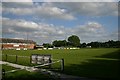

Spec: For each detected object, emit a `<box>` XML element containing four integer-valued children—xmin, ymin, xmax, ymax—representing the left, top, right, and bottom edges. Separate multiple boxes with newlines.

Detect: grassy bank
<box><xmin>2</xmin><ymin>48</ymin><xmax>120</xmax><ymax>79</ymax></box>
<box><xmin>2</xmin><ymin>64</ymin><xmax>54</xmax><ymax>80</ymax></box>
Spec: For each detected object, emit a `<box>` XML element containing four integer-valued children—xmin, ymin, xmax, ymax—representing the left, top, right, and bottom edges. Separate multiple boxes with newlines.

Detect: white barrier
<box><xmin>5</xmin><ymin>69</ymin><xmax>22</xmax><ymax>74</ymax></box>
<box><xmin>33</xmin><ymin>60</ymin><xmax>61</xmax><ymax>68</ymax></box>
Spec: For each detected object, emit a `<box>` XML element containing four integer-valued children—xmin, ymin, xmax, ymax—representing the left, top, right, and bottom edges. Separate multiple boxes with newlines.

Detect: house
<box><xmin>0</xmin><ymin>38</ymin><xmax>36</xmax><ymax>50</ymax></box>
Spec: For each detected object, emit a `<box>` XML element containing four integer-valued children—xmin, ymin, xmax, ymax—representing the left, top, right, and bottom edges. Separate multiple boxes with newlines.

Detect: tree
<box><xmin>87</xmin><ymin>42</ymin><xmax>100</xmax><ymax>48</ymax></box>
<box><xmin>43</xmin><ymin>43</ymin><xmax>53</xmax><ymax>48</ymax></box>
<box><xmin>80</xmin><ymin>43</ymin><xmax>87</xmax><ymax>48</ymax></box>
<box><xmin>52</xmin><ymin>40</ymin><xmax>67</xmax><ymax>47</ymax></box>
<box><xmin>68</xmin><ymin>35</ymin><xmax>80</xmax><ymax>47</ymax></box>
<box><xmin>86</xmin><ymin>40</ymin><xmax>120</xmax><ymax>48</ymax></box>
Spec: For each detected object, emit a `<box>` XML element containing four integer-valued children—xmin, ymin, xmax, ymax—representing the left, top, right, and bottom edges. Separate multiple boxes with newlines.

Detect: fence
<box><xmin>2</xmin><ymin>54</ymin><xmax>31</xmax><ymax>66</ymax></box>
<box><xmin>2</xmin><ymin>54</ymin><xmax>64</xmax><ymax>71</ymax></box>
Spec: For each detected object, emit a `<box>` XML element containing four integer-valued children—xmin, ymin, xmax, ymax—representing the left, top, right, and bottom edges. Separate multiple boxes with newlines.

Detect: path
<box><xmin>1</xmin><ymin>61</ymin><xmax>97</xmax><ymax>80</ymax></box>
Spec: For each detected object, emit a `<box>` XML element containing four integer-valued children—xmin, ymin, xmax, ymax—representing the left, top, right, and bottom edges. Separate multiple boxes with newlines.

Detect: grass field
<box><xmin>2</xmin><ymin>64</ymin><xmax>17</xmax><ymax>71</ymax></box>
<box><xmin>2</xmin><ymin>48</ymin><xmax>120</xmax><ymax>79</ymax></box>
<box><xmin>2</xmin><ymin>64</ymin><xmax>53</xmax><ymax>80</ymax></box>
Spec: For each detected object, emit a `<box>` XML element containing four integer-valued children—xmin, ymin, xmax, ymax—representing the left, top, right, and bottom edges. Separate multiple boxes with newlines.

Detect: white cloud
<box><xmin>73</xmin><ymin>22</ymin><xmax>104</xmax><ymax>36</ymax></box>
<box><xmin>2</xmin><ymin>17</ymin><xmax>117</xmax><ymax>44</ymax></box>
<box><xmin>38</xmin><ymin>0</ymin><xmax>118</xmax><ymax>2</ymax></box>
<box><xmin>2</xmin><ymin>17</ymin><xmax>67</xmax><ymax>43</ymax></box>
<box><xmin>2</xmin><ymin>2</ymin><xmax>118</xmax><ymax>23</ymax></box>
<box><xmin>2</xmin><ymin>2</ymin><xmax>33</xmax><ymax>9</ymax></box>
<box><xmin>53</xmin><ymin>2</ymin><xmax>118</xmax><ymax>16</ymax></box>
<box><xmin>2</xmin><ymin>2</ymin><xmax>75</xmax><ymax>20</ymax></box>
<box><xmin>2</xmin><ymin>0</ymin><xmax>33</xmax><ymax>2</ymax></box>
<box><xmin>2</xmin><ymin>17</ymin><xmax>39</xmax><ymax>33</ymax></box>
<box><xmin>3</xmin><ymin>8</ymin><xmax>33</xmax><ymax>15</ymax></box>
<box><xmin>33</xmin><ymin>5</ymin><xmax>75</xmax><ymax>20</ymax></box>
<box><xmin>72</xmin><ymin>22</ymin><xmax>118</xmax><ymax>43</ymax></box>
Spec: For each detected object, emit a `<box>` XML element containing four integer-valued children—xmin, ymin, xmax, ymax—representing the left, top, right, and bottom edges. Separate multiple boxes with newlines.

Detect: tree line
<box><xmin>42</xmin><ymin>35</ymin><xmax>120</xmax><ymax>48</ymax></box>
<box><xmin>43</xmin><ymin>35</ymin><xmax>80</xmax><ymax>48</ymax></box>
<box><xmin>81</xmin><ymin>40</ymin><xmax>120</xmax><ymax>48</ymax></box>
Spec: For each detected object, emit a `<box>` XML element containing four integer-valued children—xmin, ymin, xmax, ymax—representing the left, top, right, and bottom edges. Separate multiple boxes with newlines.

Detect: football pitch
<box><xmin>2</xmin><ymin>48</ymin><xmax>120</xmax><ymax>79</ymax></box>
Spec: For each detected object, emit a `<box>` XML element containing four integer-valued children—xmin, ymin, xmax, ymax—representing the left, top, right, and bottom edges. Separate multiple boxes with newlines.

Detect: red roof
<box><xmin>0</xmin><ymin>38</ymin><xmax>36</xmax><ymax>44</ymax></box>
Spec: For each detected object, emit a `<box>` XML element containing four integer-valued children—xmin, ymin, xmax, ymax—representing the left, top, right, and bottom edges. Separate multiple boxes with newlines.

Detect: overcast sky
<box><xmin>1</xmin><ymin>0</ymin><xmax>119</xmax><ymax>44</ymax></box>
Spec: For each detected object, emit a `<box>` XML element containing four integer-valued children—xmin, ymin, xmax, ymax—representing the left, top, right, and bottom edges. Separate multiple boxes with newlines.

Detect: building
<box><xmin>0</xmin><ymin>38</ymin><xmax>36</xmax><ymax>50</ymax></box>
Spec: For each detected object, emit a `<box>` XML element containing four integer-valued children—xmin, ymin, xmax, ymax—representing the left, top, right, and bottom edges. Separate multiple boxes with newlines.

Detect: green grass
<box><xmin>2</xmin><ymin>64</ymin><xmax>55</xmax><ymax>80</ymax></box>
<box><xmin>5</xmin><ymin>70</ymin><xmax>53</xmax><ymax>80</ymax></box>
<box><xmin>2</xmin><ymin>48</ymin><xmax>120</xmax><ymax>79</ymax></box>
<box><xmin>2</xmin><ymin>64</ymin><xmax>17</xmax><ymax>71</ymax></box>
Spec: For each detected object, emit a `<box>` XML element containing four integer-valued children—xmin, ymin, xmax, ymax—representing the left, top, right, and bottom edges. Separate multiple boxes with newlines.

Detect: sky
<box><xmin>1</xmin><ymin>0</ymin><xmax>119</xmax><ymax>44</ymax></box>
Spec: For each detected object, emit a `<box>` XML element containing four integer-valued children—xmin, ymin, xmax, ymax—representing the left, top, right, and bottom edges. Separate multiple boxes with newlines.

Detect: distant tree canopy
<box><xmin>68</xmin><ymin>35</ymin><xmax>80</xmax><ymax>47</ymax></box>
<box><xmin>52</xmin><ymin>35</ymin><xmax>80</xmax><ymax>47</ymax></box>
<box><xmin>80</xmin><ymin>43</ymin><xmax>87</xmax><ymax>48</ymax></box>
<box><xmin>43</xmin><ymin>35</ymin><xmax>120</xmax><ymax>48</ymax></box>
<box><xmin>84</xmin><ymin>40</ymin><xmax>120</xmax><ymax>48</ymax></box>
<box><xmin>43</xmin><ymin>43</ymin><xmax>53</xmax><ymax>48</ymax></box>
<box><xmin>52</xmin><ymin>40</ymin><xmax>67</xmax><ymax>47</ymax></box>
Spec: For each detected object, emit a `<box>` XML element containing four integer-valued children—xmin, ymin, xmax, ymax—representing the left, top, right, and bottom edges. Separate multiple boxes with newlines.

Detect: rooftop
<box><xmin>0</xmin><ymin>38</ymin><xmax>36</xmax><ymax>44</ymax></box>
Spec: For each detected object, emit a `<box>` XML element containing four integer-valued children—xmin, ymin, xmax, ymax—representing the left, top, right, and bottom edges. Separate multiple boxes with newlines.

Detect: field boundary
<box><xmin>2</xmin><ymin>54</ymin><xmax>60</xmax><ymax>61</ymax></box>
<box><xmin>1</xmin><ymin>61</ymin><xmax>96</xmax><ymax>80</ymax></box>
<box><xmin>2</xmin><ymin>48</ymin><xmax>119</xmax><ymax>79</ymax></box>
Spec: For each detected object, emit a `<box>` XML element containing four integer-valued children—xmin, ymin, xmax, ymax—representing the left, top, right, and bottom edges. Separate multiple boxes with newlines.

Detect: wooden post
<box><xmin>16</xmin><ymin>55</ymin><xmax>18</xmax><ymax>63</ymax></box>
<box><xmin>48</xmin><ymin>58</ymin><xmax>52</xmax><ymax>69</ymax></box>
<box><xmin>30</xmin><ymin>56</ymin><xmax>31</xmax><ymax>64</ymax></box>
<box><xmin>30</xmin><ymin>56</ymin><xmax>32</xmax><ymax>64</ymax></box>
<box><xmin>2</xmin><ymin>69</ymin><xmax>5</xmax><ymax>80</ymax></box>
<box><xmin>5</xmin><ymin>54</ymin><xmax>7</xmax><ymax>61</ymax></box>
<box><xmin>61</xmin><ymin>58</ymin><xmax>64</xmax><ymax>71</ymax></box>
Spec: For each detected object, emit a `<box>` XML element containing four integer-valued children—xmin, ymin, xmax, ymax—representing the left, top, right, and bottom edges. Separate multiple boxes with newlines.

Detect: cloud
<box><xmin>2</xmin><ymin>17</ymin><xmax>67</xmax><ymax>43</ymax></box>
<box><xmin>103</xmin><ymin>31</ymin><xmax>118</xmax><ymax>41</ymax></box>
<box><xmin>3</xmin><ymin>7</ymin><xmax>33</xmax><ymax>15</ymax></box>
<box><xmin>2</xmin><ymin>2</ymin><xmax>75</xmax><ymax>20</ymax></box>
<box><xmin>33</xmin><ymin>4</ymin><xmax>75</xmax><ymax>20</ymax></box>
<box><xmin>38</xmin><ymin>0</ymin><xmax>118</xmax><ymax>2</ymax></box>
<box><xmin>53</xmin><ymin>2</ymin><xmax>118</xmax><ymax>16</ymax></box>
<box><xmin>2</xmin><ymin>0</ymin><xmax>33</xmax><ymax>2</ymax></box>
<box><xmin>70</xmin><ymin>21</ymin><xmax>104</xmax><ymax>42</ymax></box>
<box><xmin>74</xmin><ymin>21</ymin><xmax>103</xmax><ymax>34</ymax></box>
<box><xmin>2</xmin><ymin>17</ymin><xmax>117</xmax><ymax>44</ymax></box>
<box><xmin>2</xmin><ymin>1</ymin><xmax>33</xmax><ymax>8</ymax></box>
<box><xmin>72</xmin><ymin>22</ymin><xmax>118</xmax><ymax>43</ymax></box>
<box><xmin>2</xmin><ymin>17</ymin><xmax>39</xmax><ymax>33</ymax></box>
<box><xmin>2</xmin><ymin>2</ymin><xmax>118</xmax><ymax>23</ymax></box>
